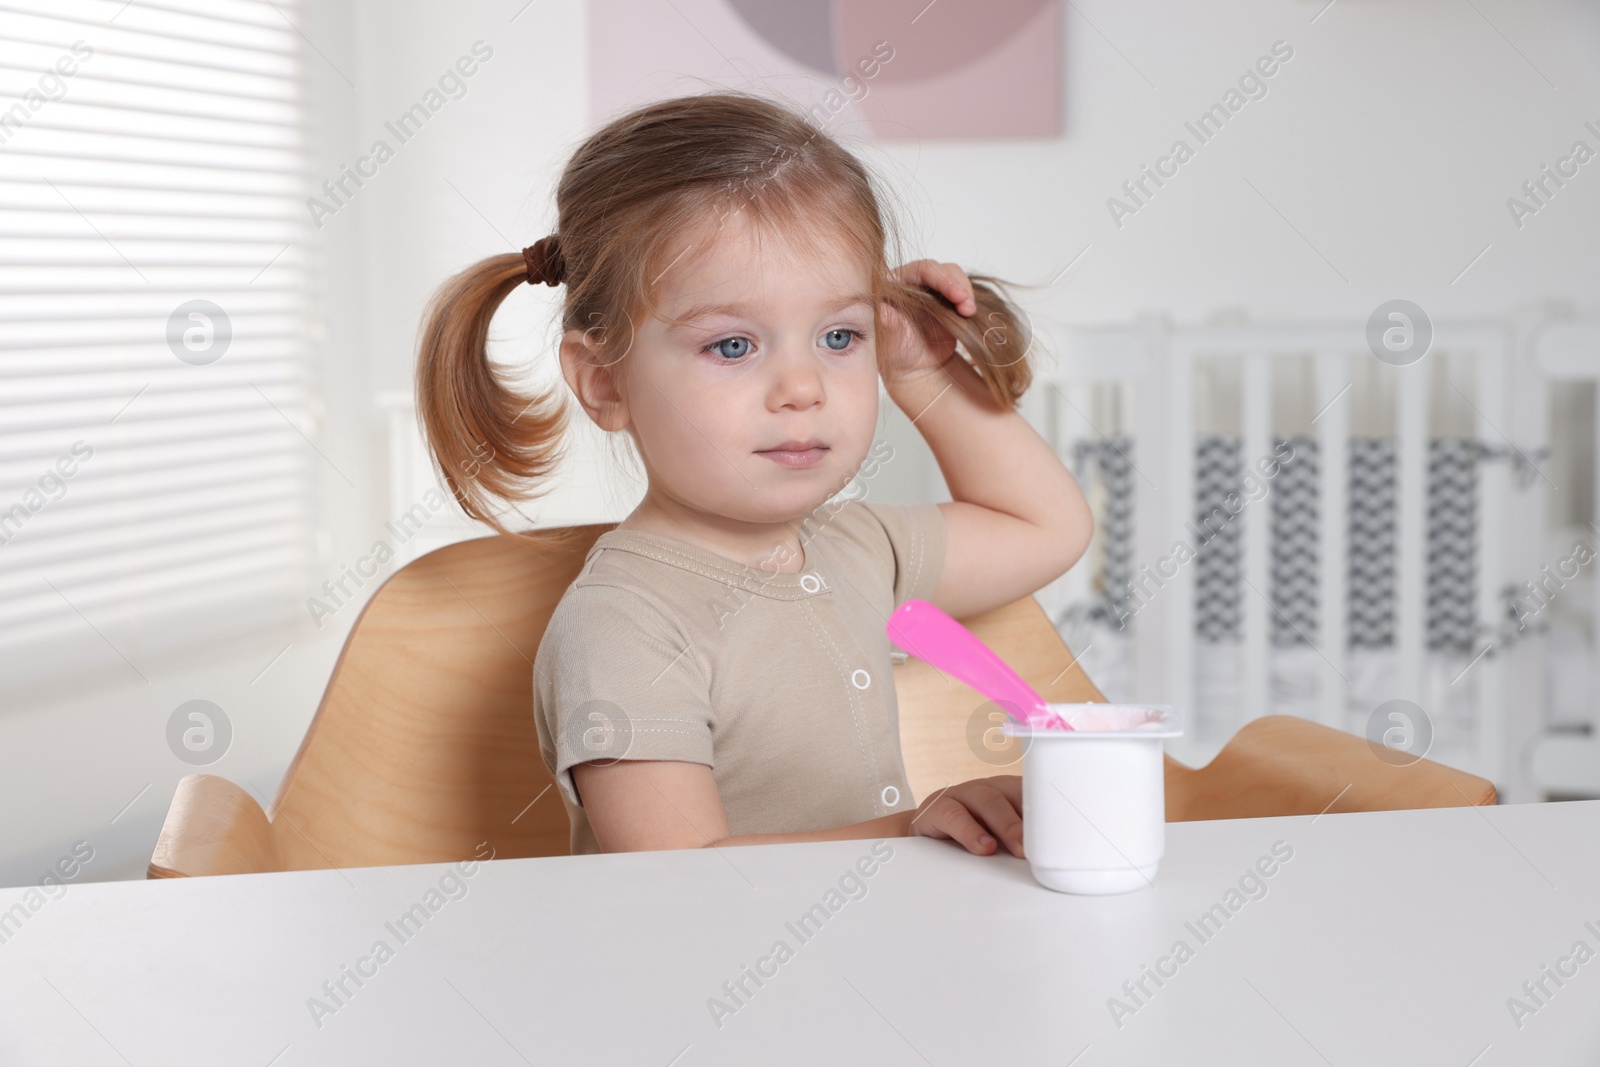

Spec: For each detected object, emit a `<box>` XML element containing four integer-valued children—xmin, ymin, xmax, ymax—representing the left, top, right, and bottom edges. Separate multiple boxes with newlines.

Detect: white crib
<box><xmin>1024</xmin><ymin>313</ymin><xmax>1600</xmax><ymax>803</ymax></box>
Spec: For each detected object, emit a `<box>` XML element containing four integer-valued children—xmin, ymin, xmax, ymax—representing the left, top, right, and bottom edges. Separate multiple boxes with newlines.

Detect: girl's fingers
<box><xmin>910</xmin><ymin>777</ymin><xmax>1029</xmax><ymax>858</ymax></box>
<box><xmin>893</xmin><ymin>259</ymin><xmax>976</xmax><ymax>316</ymax></box>
<box><xmin>943</xmin><ymin>267</ymin><xmax>976</xmax><ymax>315</ymax></box>
<box><xmin>966</xmin><ymin>786</ymin><xmax>1025</xmax><ymax>858</ymax></box>
<box><xmin>925</xmin><ymin>261</ymin><xmax>974</xmax><ymax>314</ymax></box>
<box><xmin>984</xmin><ymin>774</ymin><xmax>1024</xmax><ymax>808</ymax></box>
<box><xmin>891</xmin><ymin>258</ymin><xmax>938</xmax><ymax>288</ymax></box>
<box><xmin>922</xmin><ymin>799</ymin><xmax>999</xmax><ymax>855</ymax></box>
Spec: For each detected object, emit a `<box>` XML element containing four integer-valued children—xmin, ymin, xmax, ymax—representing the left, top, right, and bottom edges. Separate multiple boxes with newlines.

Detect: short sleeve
<box><xmin>856</xmin><ymin>500</ymin><xmax>947</xmax><ymax>609</ymax></box>
<box><xmin>532</xmin><ymin>582</ymin><xmax>715</xmax><ymax>809</ymax></box>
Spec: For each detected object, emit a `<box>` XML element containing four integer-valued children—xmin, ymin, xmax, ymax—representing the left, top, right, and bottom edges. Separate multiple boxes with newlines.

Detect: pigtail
<box><xmin>881</xmin><ymin>272</ymin><xmax>1036</xmax><ymax>411</ymax></box>
<box><xmin>414</xmin><ymin>252</ymin><xmax>572</xmax><ymax>539</ymax></box>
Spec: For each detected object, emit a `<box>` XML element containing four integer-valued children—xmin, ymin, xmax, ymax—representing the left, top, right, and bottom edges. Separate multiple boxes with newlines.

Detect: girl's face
<box><xmin>601</xmin><ymin>211</ymin><xmax>882</xmax><ymax>530</ymax></box>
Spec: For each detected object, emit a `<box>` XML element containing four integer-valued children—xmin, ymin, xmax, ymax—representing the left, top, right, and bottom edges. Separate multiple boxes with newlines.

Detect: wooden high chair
<box><xmin>148</xmin><ymin>526</ymin><xmax>1496</xmax><ymax>878</ymax></box>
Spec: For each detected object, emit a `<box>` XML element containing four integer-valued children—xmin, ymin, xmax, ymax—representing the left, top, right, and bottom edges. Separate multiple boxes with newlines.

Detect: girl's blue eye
<box><xmin>823</xmin><ymin>328</ymin><xmax>861</xmax><ymax>351</ymax></box>
<box><xmin>702</xmin><ymin>329</ymin><xmax>864</xmax><ymax>362</ymax></box>
<box><xmin>708</xmin><ymin>336</ymin><xmax>751</xmax><ymax>361</ymax></box>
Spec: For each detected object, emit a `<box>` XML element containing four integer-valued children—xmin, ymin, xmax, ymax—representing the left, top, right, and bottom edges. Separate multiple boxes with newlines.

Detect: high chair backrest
<box><xmin>264</xmin><ymin>526</ymin><xmax>609</xmax><ymax>869</ymax></box>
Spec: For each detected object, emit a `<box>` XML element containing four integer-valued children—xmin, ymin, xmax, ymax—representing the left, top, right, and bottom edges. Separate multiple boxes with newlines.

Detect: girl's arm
<box><xmin>879</xmin><ymin>261</ymin><xmax>1094</xmax><ymax>621</ymax></box>
<box><xmin>571</xmin><ymin>759</ymin><xmax>1024</xmax><ymax>856</ymax></box>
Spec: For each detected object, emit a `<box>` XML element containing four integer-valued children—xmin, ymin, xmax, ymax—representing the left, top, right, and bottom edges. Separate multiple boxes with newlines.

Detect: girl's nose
<box><xmin>766</xmin><ymin>345</ymin><xmax>825</xmax><ymax>410</ymax></box>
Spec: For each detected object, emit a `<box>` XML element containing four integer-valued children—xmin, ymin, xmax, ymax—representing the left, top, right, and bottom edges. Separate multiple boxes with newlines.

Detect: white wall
<box><xmin>6</xmin><ymin>0</ymin><xmax>1598</xmax><ymax>885</ymax></box>
<box><xmin>953</xmin><ymin>0</ymin><xmax>1600</xmax><ymax>327</ymax></box>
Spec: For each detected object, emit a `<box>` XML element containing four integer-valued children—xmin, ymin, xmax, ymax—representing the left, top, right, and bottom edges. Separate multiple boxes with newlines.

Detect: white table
<box><xmin>3</xmin><ymin>800</ymin><xmax>1599</xmax><ymax>1065</ymax></box>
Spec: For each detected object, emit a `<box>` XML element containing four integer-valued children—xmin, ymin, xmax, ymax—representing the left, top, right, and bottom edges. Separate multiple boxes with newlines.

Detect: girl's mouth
<box><xmin>756</xmin><ymin>447</ymin><xmax>829</xmax><ymax>469</ymax></box>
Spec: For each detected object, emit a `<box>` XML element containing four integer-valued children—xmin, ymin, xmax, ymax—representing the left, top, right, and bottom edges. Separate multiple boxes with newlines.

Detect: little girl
<box><xmin>414</xmin><ymin>92</ymin><xmax>1093</xmax><ymax>859</ymax></box>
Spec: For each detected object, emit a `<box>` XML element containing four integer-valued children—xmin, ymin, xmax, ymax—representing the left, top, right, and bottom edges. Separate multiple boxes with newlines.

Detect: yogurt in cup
<box><xmin>1001</xmin><ymin>704</ymin><xmax>1183</xmax><ymax>895</ymax></box>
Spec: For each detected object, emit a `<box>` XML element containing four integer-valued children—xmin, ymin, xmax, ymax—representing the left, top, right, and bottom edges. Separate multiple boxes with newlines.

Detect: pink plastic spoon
<box><xmin>886</xmin><ymin>599</ymin><xmax>1072</xmax><ymax>730</ymax></box>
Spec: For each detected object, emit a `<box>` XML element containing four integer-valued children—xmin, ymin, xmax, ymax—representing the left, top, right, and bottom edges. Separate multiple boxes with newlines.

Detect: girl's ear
<box><xmin>559</xmin><ymin>327</ymin><xmax>631</xmax><ymax>432</ymax></box>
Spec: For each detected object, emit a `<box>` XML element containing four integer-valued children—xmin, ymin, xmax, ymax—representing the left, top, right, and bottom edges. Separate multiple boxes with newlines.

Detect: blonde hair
<box><xmin>415</xmin><ymin>90</ymin><xmax>1038</xmax><ymax>538</ymax></box>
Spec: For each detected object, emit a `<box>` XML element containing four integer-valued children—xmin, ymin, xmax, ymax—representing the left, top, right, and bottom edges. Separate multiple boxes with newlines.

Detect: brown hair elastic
<box><xmin>522</xmin><ymin>235</ymin><xmax>564</xmax><ymax>286</ymax></box>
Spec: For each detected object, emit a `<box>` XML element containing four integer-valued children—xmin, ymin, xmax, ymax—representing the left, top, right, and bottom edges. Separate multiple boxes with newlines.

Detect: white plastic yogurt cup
<box><xmin>1001</xmin><ymin>704</ymin><xmax>1183</xmax><ymax>895</ymax></box>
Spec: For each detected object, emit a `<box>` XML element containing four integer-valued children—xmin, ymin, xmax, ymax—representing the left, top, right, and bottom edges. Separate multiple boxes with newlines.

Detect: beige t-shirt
<box><xmin>532</xmin><ymin>499</ymin><xmax>947</xmax><ymax>855</ymax></box>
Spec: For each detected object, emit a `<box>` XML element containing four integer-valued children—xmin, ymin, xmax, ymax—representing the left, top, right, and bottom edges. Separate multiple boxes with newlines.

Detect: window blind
<box><xmin>0</xmin><ymin>0</ymin><xmax>319</xmax><ymax>695</ymax></box>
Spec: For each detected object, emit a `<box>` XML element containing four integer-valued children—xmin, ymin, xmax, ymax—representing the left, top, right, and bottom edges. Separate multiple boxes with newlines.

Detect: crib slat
<box><xmin>1315</xmin><ymin>350</ymin><xmax>1350</xmax><ymax>731</ymax></box>
<box><xmin>1133</xmin><ymin>328</ymin><xmax>1171</xmax><ymax>709</ymax></box>
<box><xmin>1396</xmin><ymin>360</ymin><xmax>1429</xmax><ymax>708</ymax></box>
<box><xmin>1240</xmin><ymin>352</ymin><xmax>1271</xmax><ymax>724</ymax></box>
<box><xmin>1165</xmin><ymin>343</ymin><xmax>1195</xmax><ymax>737</ymax></box>
<box><xmin>1475</xmin><ymin>340</ymin><xmax>1510</xmax><ymax>784</ymax></box>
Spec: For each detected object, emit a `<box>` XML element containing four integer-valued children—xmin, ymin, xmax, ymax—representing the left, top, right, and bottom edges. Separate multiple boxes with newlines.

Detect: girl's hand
<box><xmin>893</xmin><ymin>258</ymin><xmax>977</xmax><ymax>317</ymax></box>
<box><xmin>877</xmin><ymin>259</ymin><xmax>977</xmax><ymax>390</ymax></box>
<box><xmin>908</xmin><ymin>774</ymin><xmax>1025</xmax><ymax>858</ymax></box>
